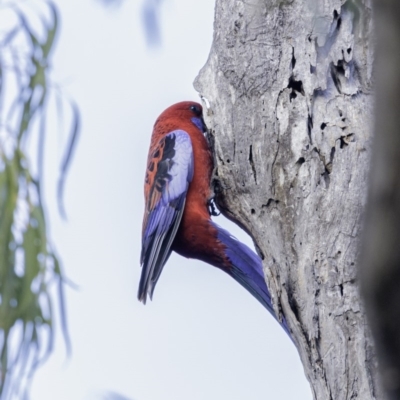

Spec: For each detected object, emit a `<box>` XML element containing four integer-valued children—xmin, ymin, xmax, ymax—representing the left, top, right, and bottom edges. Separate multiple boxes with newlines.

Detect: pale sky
<box><xmin>29</xmin><ymin>1</ymin><xmax>312</xmax><ymax>399</ymax></box>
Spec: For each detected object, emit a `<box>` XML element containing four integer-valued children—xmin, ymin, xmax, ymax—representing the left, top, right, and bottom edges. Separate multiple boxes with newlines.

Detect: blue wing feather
<box><xmin>139</xmin><ymin>130</ymin><xmax>193</xmax><ymax>303</ymax></box>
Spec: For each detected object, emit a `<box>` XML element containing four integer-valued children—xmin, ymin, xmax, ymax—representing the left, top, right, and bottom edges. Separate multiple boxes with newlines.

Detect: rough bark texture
<box><xmin>194</xmin><ymin>1</ymin><xmax>382</xmax><ymax>399</ymax></box>
<box><xmin>360</xmin><ymin>2</ymin><xmax>400</xmax><ymax>400</ymax></box>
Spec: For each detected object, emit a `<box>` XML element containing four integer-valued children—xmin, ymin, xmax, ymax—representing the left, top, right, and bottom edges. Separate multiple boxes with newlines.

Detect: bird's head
<box><xmin>155</xmin><ymin>101</ymin><xmax>207</xmax><ymax>133</ymax></box>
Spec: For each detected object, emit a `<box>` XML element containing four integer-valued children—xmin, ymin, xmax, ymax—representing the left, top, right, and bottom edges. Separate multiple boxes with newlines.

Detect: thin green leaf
<box><xmin>57</xmin><ymin>100</ymin><xmax>80</xmax><ymax>219</ymax></box>
<box><xmin>19</xmin><ymin>222</ymin><xmax>41</xmax><ymax>315</ymax></box>
<box><xmin>52</xmin><ymin>255</ymin><xmax>71</xmax><ymax>356</ymax></box>
<box><xmin>41</xmin><ymin>1</ymin><xmax>58</xmax><ymax>59</ymax></box>
<box><xmin>13</xmin><ymin>6</ymin><xmax>40</xmax><ymax>50</ymax></box>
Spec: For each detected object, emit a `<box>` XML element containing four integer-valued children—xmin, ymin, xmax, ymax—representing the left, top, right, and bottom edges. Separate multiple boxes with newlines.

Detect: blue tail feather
<box><xmin>213</xmin><ymin>222</ymin><xmax>291</xmax><ymax>337</ymax></box>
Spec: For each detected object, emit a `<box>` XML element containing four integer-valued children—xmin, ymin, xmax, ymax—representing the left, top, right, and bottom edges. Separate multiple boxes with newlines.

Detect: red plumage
<box><xmin>139</xmin><ymin>101</ymin><xmax>227</xmax><ymax>302</ymax></box>
<box><xmin>143</xmin><ymin>101</ymin><xmax>213</xmax><ymax>240</ymax></box>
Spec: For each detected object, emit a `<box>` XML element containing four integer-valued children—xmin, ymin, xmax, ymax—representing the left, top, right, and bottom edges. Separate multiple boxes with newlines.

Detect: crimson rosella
<box><xmin>138</xmin><ymin>101</ymin><xmax>290</xmax><ymax>336</ymax></box>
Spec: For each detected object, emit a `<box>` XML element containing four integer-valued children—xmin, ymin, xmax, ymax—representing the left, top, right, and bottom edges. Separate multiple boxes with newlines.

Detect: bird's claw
<box><xmin>208</xmin><ymin>197</ymin><xmax>220</xmax><ymax>217</ymax></box>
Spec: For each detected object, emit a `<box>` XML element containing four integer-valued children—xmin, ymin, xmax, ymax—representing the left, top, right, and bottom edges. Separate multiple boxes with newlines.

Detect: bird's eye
<box><xmin>190</xmin><ymin>104</ymin><xmax>201</xmax><ymax>116</ymax></box>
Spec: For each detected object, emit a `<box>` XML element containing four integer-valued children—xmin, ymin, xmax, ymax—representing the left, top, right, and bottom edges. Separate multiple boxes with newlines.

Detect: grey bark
<box><xmin>360</xmin><ymin>2</ymin><xmax>400</xmax><ymax>400</ymax></box>
<box><xmin>195</xmin><ymin>0</ymin><xmax>383</xmax><ymax>399</ymax></box>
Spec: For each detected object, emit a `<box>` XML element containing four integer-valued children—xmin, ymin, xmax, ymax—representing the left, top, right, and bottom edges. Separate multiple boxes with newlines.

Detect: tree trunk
<box><xmin>360</xmin><ymin>1</ymin><xmax>400</xmax><ymax>400</ymax></box>
<box><xmin>194</xmin><ymin>0</ymin><xmax>383</xmax><ymax>399</ymax></box>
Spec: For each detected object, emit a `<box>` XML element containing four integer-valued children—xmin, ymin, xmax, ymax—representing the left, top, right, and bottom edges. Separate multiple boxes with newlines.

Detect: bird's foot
<box><xmin>207</xmin><ymin>197</ymin><xmax>220</xmax><ymax>217</ymax></box>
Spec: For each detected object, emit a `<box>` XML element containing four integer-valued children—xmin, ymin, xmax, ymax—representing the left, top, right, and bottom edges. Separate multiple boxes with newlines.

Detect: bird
<box><xmin>138</xmin><ymin>101</ymin><xmax>290</xmax><ymax>336</ymax></box>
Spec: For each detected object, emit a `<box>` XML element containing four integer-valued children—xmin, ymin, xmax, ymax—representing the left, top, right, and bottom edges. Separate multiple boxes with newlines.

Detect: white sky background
<box><xmin>28</xmin><ymin>0</ymin><xmax>313</xmax><ymax>399</ymax></box>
